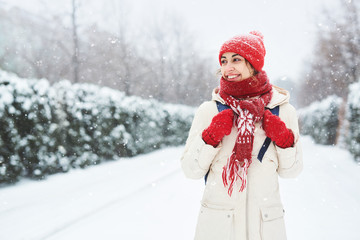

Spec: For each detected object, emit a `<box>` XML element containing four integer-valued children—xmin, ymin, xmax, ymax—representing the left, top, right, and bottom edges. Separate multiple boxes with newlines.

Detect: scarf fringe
<box><xmin>222</xmin><ymin>155</ymin><xmax>250</xmax><ymax>196</ymax></box>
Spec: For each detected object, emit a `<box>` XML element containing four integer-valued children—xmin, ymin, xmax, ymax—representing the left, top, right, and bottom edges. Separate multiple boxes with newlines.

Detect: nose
<box><xmin>224</xmin><ymin>62</ymin><xmax>235</xmax><ymax>72</ymax></box>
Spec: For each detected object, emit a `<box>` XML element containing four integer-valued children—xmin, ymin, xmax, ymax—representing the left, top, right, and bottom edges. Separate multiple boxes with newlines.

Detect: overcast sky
<box><xmin>2</xmin><ymin>0</ymin><xmax>340</xmax><ymax>82</ymax></box>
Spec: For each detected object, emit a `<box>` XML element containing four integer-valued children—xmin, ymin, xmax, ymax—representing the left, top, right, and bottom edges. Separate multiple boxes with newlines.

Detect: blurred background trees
<box><xmin>298</xmin><ymin>0</ymin><xmax>360</xmax><ymax>107</ymax></box>
<box><xmin>0</xmin><ymin>0</ymin><xmax>216</xmax><ymax>106</ymax></box>
<box><xmin>1</xmin><ymin>0</ymin><xmax>358</xmax><ymax>108</ymax></box>
<box><xmin>295</xmin><ymin>0</ymin><xmax>360</xmax><ymax>160</ymax></box>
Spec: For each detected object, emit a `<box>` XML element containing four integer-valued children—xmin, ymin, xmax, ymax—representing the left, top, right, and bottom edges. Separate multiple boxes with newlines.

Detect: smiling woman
<box><xmin>180</xmin><ymin>31</ymin><xmax>303</xmax><ymax>240</ymax></box>
<box><xmin>220</xmin><ymin>53</ymin><xmax>255</xmax><ymax>81</ymax></box>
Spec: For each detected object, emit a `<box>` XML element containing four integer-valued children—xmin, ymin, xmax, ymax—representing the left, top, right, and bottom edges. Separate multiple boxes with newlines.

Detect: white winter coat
<box><xmin>181</xmin><ymin>86</ymin><xmax>303</xmax><ymax>240</ymax></box>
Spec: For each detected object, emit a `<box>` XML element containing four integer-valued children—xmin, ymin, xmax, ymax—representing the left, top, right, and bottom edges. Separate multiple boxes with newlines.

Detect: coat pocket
<box><xmin>194</xmin><ymin>203</ymin><xmax>234</xmax><ymax>240</ymax></box>
<box><xmin>260</xmin><ymin>205</ymin><xmax>287</xmax><ymax>240</ymax></box>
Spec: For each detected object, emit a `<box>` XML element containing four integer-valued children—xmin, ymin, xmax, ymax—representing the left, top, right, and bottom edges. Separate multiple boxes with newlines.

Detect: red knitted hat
<box><xmin>219</xmin><ymin>31</ymin><xmax>266</xmax><ymax>72</ymax></box>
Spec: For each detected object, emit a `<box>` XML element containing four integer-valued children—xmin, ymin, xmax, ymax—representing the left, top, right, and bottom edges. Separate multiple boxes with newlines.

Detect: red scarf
<box><xmin>219</xmin><ymin>71</ymin><xmax>272</xmax><ymax>196</ymax></box>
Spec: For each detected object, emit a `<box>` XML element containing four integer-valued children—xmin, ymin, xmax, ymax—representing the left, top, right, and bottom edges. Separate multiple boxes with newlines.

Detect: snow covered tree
<box><xmin>0</xmin><ymin>4</ymin><xmax>215</xmax><ymax>106</ymax></box>
<box><xmin>298</xmin><ymin>0</ymin><xmax>360</xmax><ymax>107</ymax></box>
<box><xmin>0</xmin><ymin>7</ymin><xmax>73</xmax><ymax>82</ymax></box>
<box><xmin>142</xmin><ymin>12</ymin><xmax>216</xmax><ymax>106</ymax></box>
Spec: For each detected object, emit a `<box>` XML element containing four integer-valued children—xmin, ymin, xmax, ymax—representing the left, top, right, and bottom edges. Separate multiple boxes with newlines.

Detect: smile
<box><xmin>226</xmin><ymin>74</ymin><xmax>241</xmax><ymax>81</ymax></box>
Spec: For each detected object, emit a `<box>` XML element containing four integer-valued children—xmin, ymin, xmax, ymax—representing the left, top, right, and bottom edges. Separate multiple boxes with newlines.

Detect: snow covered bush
<box><xmin>0</xmin><ymin>70</ymin><xmax>194</xmax><ymax>184</ymax></box>
<box><xmin>0</xmin><ymin>79</ymin><xmax>22</xmax><ymax>183</ymax></box>
<box><xmin>298</xmin><ymin>95</ymin><xmax>342</xmax><ymax>145</ymax></box>
<box><xmin>162</xmin><ymin>103</ymin><xmax>195</xmax><ymax>146</ymax></box>
<box><xmin>121</xmin><ymin>96</ymin><xmax>166</xmax><ymax>154</ymax></box>
<box><xmin>0</xmin><ymin>73</ymin><xmax>68</xmax><ymax>181</ymax></box>
<box><xmin>345</xmin><ymin>82</ymin><xmax>360</xmax><ymax>162</ymax></box>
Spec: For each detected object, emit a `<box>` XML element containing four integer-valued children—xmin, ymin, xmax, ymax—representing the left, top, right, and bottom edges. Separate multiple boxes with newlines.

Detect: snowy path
<box><xmin>0</xmin><ymin>147</ymin><xmax>202</xmax><ymax>240</ymax></box>
<box><xmin>0</xmin><ymin>136</ymin><xmax>360</xmax><ymax>240</ymax></box>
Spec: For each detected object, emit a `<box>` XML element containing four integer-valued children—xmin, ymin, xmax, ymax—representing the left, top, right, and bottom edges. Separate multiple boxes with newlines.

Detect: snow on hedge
<box><xmin>298</xmin><ymin>95</ymin><xmax>343</xmax><ymax>145</ymax></box>
<box><xmin>345</xmin><ymin>81</ymin><xmax>360</xmax><ymax>162</ymax></box>
<box><xmin>0</xmin><ymin>70</ymin><xmax>195</xmax><ymax>183</ymax></box>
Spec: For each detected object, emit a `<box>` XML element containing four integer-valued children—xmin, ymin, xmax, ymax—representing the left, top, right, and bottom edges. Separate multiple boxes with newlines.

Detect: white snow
<box><xmin>0</xmin><ymin>136</ymin><xmax>359</xmax><ymax>240</ymax></box>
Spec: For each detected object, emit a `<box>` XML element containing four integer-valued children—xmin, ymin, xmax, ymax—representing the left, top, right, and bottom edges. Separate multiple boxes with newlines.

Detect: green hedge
<box><xmin>345</xmin><ymin>82</ymin><xmax>360</xmax><ymax>162</ymax></box>
<box><xmin>298</xmin><ymin>95</ymin><xmax>342</xmax><ymax>145</ymax></box>
<box><xmin>0</xmin><ymin>71</ymin><xmax>194</xmax><ymax>183</ymax></box>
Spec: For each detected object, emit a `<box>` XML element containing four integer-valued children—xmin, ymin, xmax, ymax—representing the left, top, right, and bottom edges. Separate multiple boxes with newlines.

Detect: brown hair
<box><xmin>246</xmin><ymin>60</ymin><xmax>259</xmax><ymax>76</ymax></box>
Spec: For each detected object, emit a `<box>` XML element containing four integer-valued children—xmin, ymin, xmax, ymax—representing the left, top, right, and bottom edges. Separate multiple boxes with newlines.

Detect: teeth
<box><xmin>228</xmin><ymin>75</ymin><xmax>238</xmax><ymax>79</ymax></box>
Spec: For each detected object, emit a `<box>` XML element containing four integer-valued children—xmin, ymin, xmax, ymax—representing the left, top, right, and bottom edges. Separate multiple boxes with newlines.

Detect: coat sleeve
<box><xmin>276</xmin><ymin>103</ymin><xmax>303</xmax><ymax>178</ymax></box>
<box><xmin>180</xmin><ymin>101</ymin><xmax>222</xmax><ymax>179</ymax></box>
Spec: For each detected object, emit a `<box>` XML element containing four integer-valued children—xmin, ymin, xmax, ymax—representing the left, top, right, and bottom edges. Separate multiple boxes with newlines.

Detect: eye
<box><xmin>233</xmin><ymin>58</ymin><xmax>242</xmax><ymax>62</ymax></box>
<box><xmin>221</xmin><ymin>59</ymin><xmax>228</xmax><ymax>65</ymax></box>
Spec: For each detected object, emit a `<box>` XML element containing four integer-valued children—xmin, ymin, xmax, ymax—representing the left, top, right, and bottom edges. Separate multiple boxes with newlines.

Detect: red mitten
<box><xmin>202</xmin><ymin>109</ymin><xmax>234</xmax><ymax>147</ymax></box>
<box><xmin>262</xmin><ymin>110</ymin><xmax>294</xmax><ymax>148</ymax></box>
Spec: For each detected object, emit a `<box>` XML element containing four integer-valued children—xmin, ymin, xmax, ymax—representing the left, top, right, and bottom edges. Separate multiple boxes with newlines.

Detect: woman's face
<box><xmin>220</xmin><ymin>52</ymin><xmax>254</xmax><ymax>82</ymax></box>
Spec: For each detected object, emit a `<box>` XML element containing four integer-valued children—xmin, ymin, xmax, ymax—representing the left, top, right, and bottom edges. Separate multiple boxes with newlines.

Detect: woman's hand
<box><xmin>262</xmin><ymin>110</ymin><xmax>294</xmax><ymax>148</ymax></box>
<box><xmin>202</xmin><ymin>109</ymin><xmax>234</xmax><ymax>147</ymax></box>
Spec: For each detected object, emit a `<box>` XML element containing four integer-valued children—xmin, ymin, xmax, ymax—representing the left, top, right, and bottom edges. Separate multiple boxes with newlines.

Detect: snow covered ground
<box><xmin>0</xmin><ymin>136</ymin><xmax>359</xmax><ymax>240</ymax></box>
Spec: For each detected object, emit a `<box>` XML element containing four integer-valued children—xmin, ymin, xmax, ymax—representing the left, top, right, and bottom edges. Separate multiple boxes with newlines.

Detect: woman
<box><xmin>180</xmin><ymin>31</ymin><xmax>303</xmax><ymax>240</ymax></box>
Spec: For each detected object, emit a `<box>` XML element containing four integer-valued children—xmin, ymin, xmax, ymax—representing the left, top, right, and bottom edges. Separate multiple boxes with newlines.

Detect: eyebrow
<box><xmin>221</xmin><ymin>54</ymin><xmax>241</xmax><ymax>59</ymax></box>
